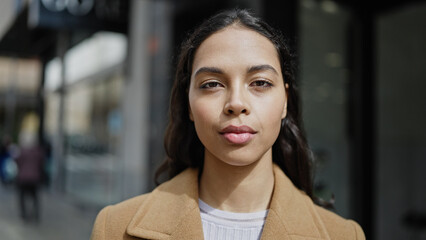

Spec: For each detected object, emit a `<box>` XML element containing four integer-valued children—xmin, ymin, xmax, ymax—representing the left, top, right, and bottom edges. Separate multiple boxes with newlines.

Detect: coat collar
<box><xmin>127</xmin><ymin>165</ymin><xmax>331</xmax><ymax>240</ymax></box>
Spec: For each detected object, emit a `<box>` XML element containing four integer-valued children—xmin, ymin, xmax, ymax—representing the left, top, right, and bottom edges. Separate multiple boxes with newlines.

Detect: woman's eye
<box><xmin>200</xmin><ymin>82</ymin><xmax>222</xmax><ymax>89</ymax></box>
<box><xmin>250</xmin><ymin>80</ymin><xmax>272</xmax><ymax>88</ymax></box>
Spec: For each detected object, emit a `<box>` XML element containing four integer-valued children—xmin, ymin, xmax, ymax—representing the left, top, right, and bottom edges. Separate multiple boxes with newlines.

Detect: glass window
<box><xmin>299</xmin><ymin>0</ymin><xmax>351</xmax><ymax>217</ymax></box>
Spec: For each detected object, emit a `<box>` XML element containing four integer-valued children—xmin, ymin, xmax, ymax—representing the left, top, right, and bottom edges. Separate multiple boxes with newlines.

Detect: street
<box><xmin>0</xmin><ymin>184</ymin><xmax>99</xmax><ymax>240</ymax></box>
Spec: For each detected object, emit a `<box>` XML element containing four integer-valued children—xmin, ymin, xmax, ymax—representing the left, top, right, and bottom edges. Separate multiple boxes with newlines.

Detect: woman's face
<box><xmin>188</xmin><ymin>26</ymin><xmax>287</xmax><ymax>167</ymax></box>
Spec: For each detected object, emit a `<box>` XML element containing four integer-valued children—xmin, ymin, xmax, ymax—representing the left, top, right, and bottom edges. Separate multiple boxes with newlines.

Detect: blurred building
<box><xmin>0</xmin><ymin>0</ymin><xmax>425</xmax><ymax>239</ymax></box>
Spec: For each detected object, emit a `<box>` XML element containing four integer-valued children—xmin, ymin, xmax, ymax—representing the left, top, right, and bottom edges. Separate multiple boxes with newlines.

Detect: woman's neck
<box><xmin>199</xmin><ymin>150</ymin><xmax>275</xmax><ymax>213</ymax></box>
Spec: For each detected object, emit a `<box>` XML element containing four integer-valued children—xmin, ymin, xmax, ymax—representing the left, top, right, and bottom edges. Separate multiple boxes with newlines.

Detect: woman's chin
<box><xmin>217</xmin><ymin>157</ymin><xmax>264</xmax><ymax>168</ymax></box>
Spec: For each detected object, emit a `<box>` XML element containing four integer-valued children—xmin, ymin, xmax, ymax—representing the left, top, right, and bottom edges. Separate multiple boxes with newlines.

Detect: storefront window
<box><xmin>64</xmin><ymin>72</ymin><xmax>124</xmax><ymax>205</ymax></box>
<box><xmin>299</xmin><ymin>0</ymin><xmax>351</xmax><ymax>216</ymax></box>
<box><xmin>44</xmin><ymin>31</ymin><xmax>127</xmax><ymax>205</ymax></box>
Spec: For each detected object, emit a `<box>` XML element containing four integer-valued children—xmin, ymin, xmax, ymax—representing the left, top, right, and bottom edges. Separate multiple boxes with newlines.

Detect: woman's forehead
<box><xmin>192</xmin><ymin>26</ymin><xmax>281</xmax><ymax>74</ymax></box>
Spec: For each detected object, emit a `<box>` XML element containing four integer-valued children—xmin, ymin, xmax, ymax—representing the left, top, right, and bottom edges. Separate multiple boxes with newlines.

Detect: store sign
<box><xmin>29</xmin><ymin>0</ymin><xmax>128</xmax><ymax>33</ymax></box>
<box><xmin>41</xmin><ymin>0</ymin><xmax>95</xmax><ymax>16</ymax></box>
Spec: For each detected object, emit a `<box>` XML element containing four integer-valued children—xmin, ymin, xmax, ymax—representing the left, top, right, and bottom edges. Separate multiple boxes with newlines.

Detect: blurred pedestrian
<box><xmin>0</xmin><ymin>135</ymin><xmax>11</xmax><ymax>184</ymax></box>
<box><xmin>0</xmin><ymin>135</ymin><xmax>18</xmax><ymax>185</ymax></box>
<box><xmin>15</xmin><ymin>132</ymin><xmax>45</xmax><ymax>222</ymax></box>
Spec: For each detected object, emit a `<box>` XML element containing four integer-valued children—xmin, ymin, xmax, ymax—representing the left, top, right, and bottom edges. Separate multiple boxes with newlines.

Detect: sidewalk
<box><xmin>0</xmin><ymin>184</ymin><xmax>100</xmax><ymax>240</ymax></box>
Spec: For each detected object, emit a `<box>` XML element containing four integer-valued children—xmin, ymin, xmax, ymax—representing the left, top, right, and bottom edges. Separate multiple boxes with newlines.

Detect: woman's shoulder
<box><xmin>312</xmin><ymin>203</ymin><xmax>365</xmax><ymax>239</ymax></box>
<box><xmin>272</xmin><ymin>165</ymin><xmax>365</xmax><ymax>239</ymax></box>
<box><xmin>104</xmin><ymin>193</ymin><xmax>150</xmax><ymax>217</ymax></box>
<box><xmin>90</xmin><ymin>193</ymin><xmax>150</xmax><ymax>240</ymax></box>
<box><xmin>90</xmin><ymin>168</ymin><xmax>200</xmax><ymax>240</ymax></box>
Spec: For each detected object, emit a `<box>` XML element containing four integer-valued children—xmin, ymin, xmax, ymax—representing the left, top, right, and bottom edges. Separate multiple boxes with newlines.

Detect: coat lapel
<box><xmin>126</xmin><ymin>165</ymin><xmax>331</xmax><ymax>240</ymax></box>
<box><xmin>261</xmin><ymin>165</ymin><xmax>331</xmax><ymax>240</ymax></box>
<box><xmin>126</xmin><ymin>168</ymin><xmax>204</xmax><ymax>239</ymax></box>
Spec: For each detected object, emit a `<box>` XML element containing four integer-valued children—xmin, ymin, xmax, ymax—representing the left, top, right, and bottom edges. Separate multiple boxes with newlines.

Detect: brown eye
<box><xmin>250</xmin><ymin>80</ymin><xmax>272</xmax><ymax>88</ymax></box>
<box><xmin>200</xmin><ymin>81</ymin><xmax>223</xmax><ymax>89</ymax></box>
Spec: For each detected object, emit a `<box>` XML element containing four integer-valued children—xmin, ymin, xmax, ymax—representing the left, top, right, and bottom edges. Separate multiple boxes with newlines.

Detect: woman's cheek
<box><xmin>259</xmin><ymin>98</ymin><xmax>285</xmax><ymax>119</ymax></box>
<box><xmin>192</xmin><ymin>103</ymin><xmax>216</xmax><ymax>134</ymax></box>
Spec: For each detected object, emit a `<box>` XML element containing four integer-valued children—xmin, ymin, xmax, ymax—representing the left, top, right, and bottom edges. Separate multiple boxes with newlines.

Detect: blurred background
<box><xmin>0</xmin><ymin>0</ymin><xmax>425</xmax><ymax>239</ymax></box>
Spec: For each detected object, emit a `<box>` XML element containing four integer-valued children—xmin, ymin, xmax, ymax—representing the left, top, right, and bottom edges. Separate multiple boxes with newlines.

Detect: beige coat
<box><xmin>91</xmin><ymin>165</ymin><xmax>365</xmax><ymax>240</ymax></box>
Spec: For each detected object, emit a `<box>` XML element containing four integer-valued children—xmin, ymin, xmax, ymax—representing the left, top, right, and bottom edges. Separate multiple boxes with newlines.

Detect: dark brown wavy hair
<box><xmin>156</xmin><ymin>9</ymin><xmax>319</xmax><ymax>204</ymax></box>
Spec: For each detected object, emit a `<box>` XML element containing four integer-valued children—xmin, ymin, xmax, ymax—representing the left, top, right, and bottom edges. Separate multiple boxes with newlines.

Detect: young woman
<box><xmin>91</xmin><ymin>9</ymin><xmax>365</xmax><ymax>240</ymax></box>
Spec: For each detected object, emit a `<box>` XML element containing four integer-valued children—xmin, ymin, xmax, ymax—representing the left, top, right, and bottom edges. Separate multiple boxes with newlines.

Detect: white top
<box><xmin>199</xmin><ymin>199</ymin><xmax>268</xmax><ymax>240</ymax></box>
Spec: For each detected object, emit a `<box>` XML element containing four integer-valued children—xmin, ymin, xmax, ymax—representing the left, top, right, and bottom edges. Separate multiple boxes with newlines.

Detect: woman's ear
<box><xmin>187</xmin><ymin>87</ymin><xmax>194</xmax><ymax>121</ymax></box>
<box><xmin>281</xmin><ymin>83</ymin><xmax>289</xmax><ymax>119</ymax></box>
<box><xmin>189</xmin><ymin>105</ymin><xmax>194</xmax><ymax>121</ymax></box>
<box><xmin>281</xmin><ymin>102</ymin><xmax>287</xmax><ymax>119</ymax></box>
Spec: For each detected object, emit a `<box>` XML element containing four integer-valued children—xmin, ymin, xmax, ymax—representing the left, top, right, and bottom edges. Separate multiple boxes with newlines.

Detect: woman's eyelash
<box><xmin>200</xmin><ymin>81</ymin><xmax>222</xmax><ymax>89</ymax></box>
<box><xmin>250</xmin><ymin>80</ymin><xmax>273</xmax><ymax>87</ymax></box>
<box><xmin>200</xmin><ymin>80</ymin><xmax>272</xmax><ymax>89</ymax></box>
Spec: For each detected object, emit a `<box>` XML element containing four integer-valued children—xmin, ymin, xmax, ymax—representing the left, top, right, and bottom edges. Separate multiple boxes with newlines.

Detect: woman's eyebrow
<box><xmin>194</xmin><ymin>67</ymin><xmax>223</xmax><ymax>77</ymax></box>
<box><xmin>247</xmin><ymin>64</ymin><xmax>279</xmax><ymax>75</ymax></box>
<box><xmin>194</xmin><ymin>65</ymin><xmax>278</xmax><ymax>77</ymax></box>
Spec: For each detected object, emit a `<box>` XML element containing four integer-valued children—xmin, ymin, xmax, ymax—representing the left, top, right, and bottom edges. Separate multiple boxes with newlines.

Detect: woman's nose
<box><xmin>223</xmin><ymin>87</ymin><xmax>250</xmax><ymax>115</ymax></box>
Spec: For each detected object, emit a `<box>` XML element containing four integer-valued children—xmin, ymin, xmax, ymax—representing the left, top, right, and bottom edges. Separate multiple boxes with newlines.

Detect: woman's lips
<box><xmin>222</xmin><ymin>132</ymin><xmax>254</xmax><ymax>144</ymax></box>
<box><xmin>220</xmin><ymin>125</ymin><xmax>256</xmax><ymax>144</ymax></box>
